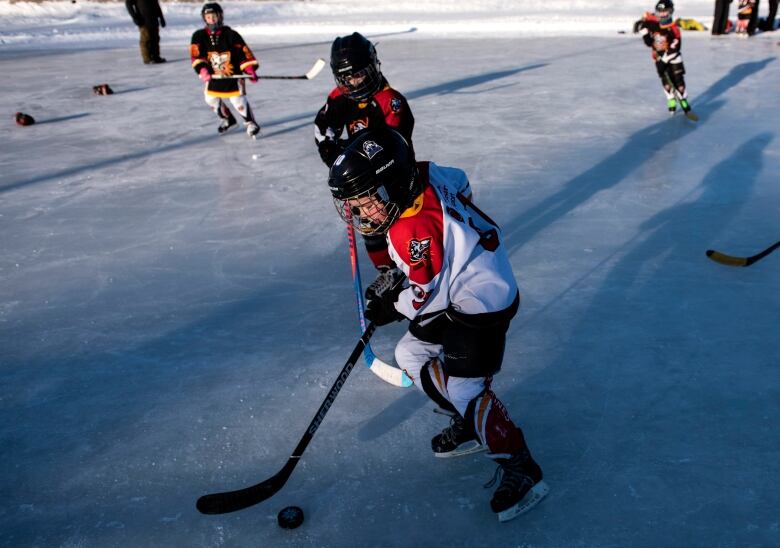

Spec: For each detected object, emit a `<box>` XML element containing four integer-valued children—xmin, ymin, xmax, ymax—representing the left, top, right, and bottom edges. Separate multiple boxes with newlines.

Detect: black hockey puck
<box><xmin>277</xmin><ymin>506</ymin><xmax>304</xmax><ymax>529</ymax></box>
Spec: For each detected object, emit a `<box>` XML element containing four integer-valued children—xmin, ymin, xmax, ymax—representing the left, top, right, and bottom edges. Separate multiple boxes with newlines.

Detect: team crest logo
<box><xmin>362</xmin><ymin>139</ymin><xmax>383</xmax><ymax>159</ymax></box>
<box><xmin>408</xmin><ymin>237</ymin><xmax>431</xmax><ymax>265</ymax></box>
<box><xmin>208</xmin><ymin>51</ymin><xmax>232</xmax><ymax>77</ymax></box>
<box><xmin>390</xmin><ymin>98</ymin><xmax>402</xmax><ymax>112</ymax></box>
<box><xmin>348</xmin><ymin>117</ymin><xmax>369</xmax><ymax>134</ymax></box>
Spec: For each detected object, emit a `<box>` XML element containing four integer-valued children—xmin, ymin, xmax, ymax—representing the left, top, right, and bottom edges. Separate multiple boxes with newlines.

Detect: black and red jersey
<box><xmin>639</xmin><ymin>13</ymin><xmax>682</xmax><ymax>63</ymax></box>
<box><xmin>190</xmin><ymin>26</ymin><xmax>259</xmax><ymax>98</ymax></box>
<box><xmin>314</xmin><ymin>82</ymin><xmax>414</xmax><ymax>146</ymax></box>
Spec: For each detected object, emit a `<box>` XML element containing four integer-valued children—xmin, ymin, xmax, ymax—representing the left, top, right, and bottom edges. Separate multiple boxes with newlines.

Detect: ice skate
<box><xmin>678</xmin><ymin>98</ymin><xmax>698</xmax><ymax>121</ymax></box>
<box><xmin>431</xmin><ymin>413</ymin><xmax>485</xmax><ymax>458</ymax></box>
<box><xmin>218</xmin><ymin>113</ymin><xmax>237</xmax><ymax>134</ymax></box>
<box><xmin>486</xmin><ymin>452</ymin><xmax>548</xmax><ymax>522</ymax></box>
<box><xmin>246</xmin><ymin>121</ymin><xmax>261</xmax><ymax>139</ymax></box>
<box><xmin>667</xmin><ymin>98</ymin><xmax>677</xmax><ymax>115</ymax></box>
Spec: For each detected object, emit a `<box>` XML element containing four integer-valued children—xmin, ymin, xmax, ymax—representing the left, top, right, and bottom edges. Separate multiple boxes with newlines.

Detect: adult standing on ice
<box><xmin>190</xmin><ymin>2</ymin><xmax>261</xmax><ymax>138</ymax></box>
<box><xmin>326</xmin><ymin>128</ymin><xmax>548</xmax><ymax>522</ymax></box>
<box><xmin>125</xmin><ymin>0</ymin><xmax>166</xmax><ymax>64</ymax></box>
<box><xmin>712</xmin><ymin>0</ymin><xmax>733</xmax><ymax>35</ymax></box>
<box><xmin>315</xmin><ymin>32</ymin><xmax>415</xmax><ymax>292</ymax></box>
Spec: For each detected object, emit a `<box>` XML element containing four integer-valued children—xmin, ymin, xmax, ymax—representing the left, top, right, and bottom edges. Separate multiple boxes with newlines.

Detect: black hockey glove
<box><xmin>318</xmin><ymin>138</ymin><xmax>344</xmax><ymax>167</ymax></box>
<box><xmin>159</xmin><ymin>14</ymin><xmax>166</xmax><ymax>28</ymax></box>
<box><xmin>365</xmin><ymin>268</ymin><xmax>406</xmax><ymax>326</ymax></box>
<box><xmin>633</xmin><ymin>19</ymin><xmax>644</xmax><ymax>33</ymax></box>
<box><xmin>643</xmin><ymin>33</ymin><xmax>654</xmax><ymax>47</ymax></box>
<box><xmin>133</xmin><ymin>15</ymin><xmax>145</xmax><ymax>26</ymax></box>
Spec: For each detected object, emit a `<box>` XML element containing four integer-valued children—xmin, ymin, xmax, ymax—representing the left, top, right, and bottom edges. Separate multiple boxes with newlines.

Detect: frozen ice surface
<box><xmin>1</xmin><ymin>1</ymin><xmax>779</xmax><ymax>546</ymax></box>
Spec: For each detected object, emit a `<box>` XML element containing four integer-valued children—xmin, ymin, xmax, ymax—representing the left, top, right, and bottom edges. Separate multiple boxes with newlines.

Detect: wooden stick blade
<box><xmin>706</xmin><ymin>249</ymin><xmax>748</xmax><ymax>267</ymax></box>
<box><xmin>306</xmin><ymin>58</ymin><xmax>326</xmax><ymax>79</ymax></box>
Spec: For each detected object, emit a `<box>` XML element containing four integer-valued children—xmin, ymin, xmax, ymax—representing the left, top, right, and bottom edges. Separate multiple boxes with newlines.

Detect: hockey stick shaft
<box><xmin>196</xmin><ymin>323</ymin><xmax>377</xmax><ymax>515</ymax></box>
<box><xmin>344</xmin><ymin>207</ymin><xmax>413</xmax><ymax>387</ymax></box>
<box><xmin>345</xmin><ymin>209</ymin><xmax>370</xmax><ymax>334</ymax></box>
<box><xmin>211</xmin><ymin>58</ymin><xmax>325</xmax><ymax>80</ymax></box>
<box><xmin>706</xmin><ymin>240</ymin><xmax>780</xmax><ymax>267</ymax></box>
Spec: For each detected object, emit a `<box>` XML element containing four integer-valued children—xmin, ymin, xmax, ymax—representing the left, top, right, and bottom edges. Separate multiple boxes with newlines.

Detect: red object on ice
<box><xmin>15</xmin><ymin>112</ymin><xmax>35</xmax><ymax>126</ymax></box>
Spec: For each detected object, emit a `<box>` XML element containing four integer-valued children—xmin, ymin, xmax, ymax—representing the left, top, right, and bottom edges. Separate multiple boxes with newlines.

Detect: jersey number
<box><xmin>456</xmin><ymin>194</ymin><xmax>500</xmax><ymax>252</ymax></box>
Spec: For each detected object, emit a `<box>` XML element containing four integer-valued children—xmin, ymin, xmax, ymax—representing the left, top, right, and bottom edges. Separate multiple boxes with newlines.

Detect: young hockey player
<box><xmin>190</xmin><ymin>2</ymin><xmax>260</xmax><ymax>138</ymax></box>
<box><xmin>736</xmin><ymin>0</ymin><xmax>759</xmax><ymax>35</ymax></box>
<box><xmin>635</xmin><ymin>1</ymin><xmax>697</xmax><ymax>120</ymax></box>
<box><xmin>327</xmin><ymin>128</ymin><xmax>548</xmax><ymax>523</ymax></box>
<box><xmin>315</xmin><ymin>32</ymin><xmax>415</xmax><ymax>291</ymax></box>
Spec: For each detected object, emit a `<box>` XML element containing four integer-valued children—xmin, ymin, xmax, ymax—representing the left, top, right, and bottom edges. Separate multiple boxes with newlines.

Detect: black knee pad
<box><xmin>419</xmin><ymin>361</ymin><xmax>456</xmax><ymax>413</ymax></box>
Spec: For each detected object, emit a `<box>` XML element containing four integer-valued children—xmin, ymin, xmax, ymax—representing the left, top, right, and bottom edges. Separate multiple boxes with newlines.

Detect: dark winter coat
<box><xmin>126</xmin><ymin>0</ymin><xmax>165</xmax><ymax>29</ymax></box>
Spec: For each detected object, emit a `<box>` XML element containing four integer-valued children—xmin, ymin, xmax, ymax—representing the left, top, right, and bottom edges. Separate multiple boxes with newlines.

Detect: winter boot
<box><xmin>246</xmin><ymin>121</ymin><xmax>261</xmax><ymax>138</ymax></box>
<box><xmin>431</xmin><ymin>413</ymin><xmax>485</xmax><ymax>458</ymax></box>
<box><xmin>486</xmin><ymin>452</ymin><xmax>548</xmax><ymax>522</ymax></box>
<box><xmin>667</xmin><ymin>98</ymin><xmax>678</xmax><ymax>114</ymax></box>
<box><xmin>218</xmin><ymin>112</ymin><xmax>237</xmax><ymax>134</ymax></box>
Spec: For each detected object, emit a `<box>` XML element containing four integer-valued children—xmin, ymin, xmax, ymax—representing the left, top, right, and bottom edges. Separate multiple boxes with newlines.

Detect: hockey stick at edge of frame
<box><xmin>705</xmin><ymin>241</ymin><xmax>780</xmax><ymax>267</ymax></box>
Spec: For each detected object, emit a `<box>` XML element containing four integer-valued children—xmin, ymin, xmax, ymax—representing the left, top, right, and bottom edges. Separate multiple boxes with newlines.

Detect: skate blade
<box><xmin>434</xmin><ymin>441</ymin><xmax>486</xmax><ymax>459</ymax></box>
<box><xmin>497</xmin><ymin>480</ymin><xmax>549</xmax><ymax>523</ymax></box>
<box><xmin>684</xmin><ymin>111</ymin><xmax>699</xmax><ymax>122</ymax></box>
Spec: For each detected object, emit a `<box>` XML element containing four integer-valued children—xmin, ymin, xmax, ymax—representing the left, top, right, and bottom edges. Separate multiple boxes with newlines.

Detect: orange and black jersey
<box><xmin>314</xmin><ymin>82</ymin><xmax>414</xmax><ymax>146</ymax></box>
<box><xmin>638</xmin><ymin>13</ymin><xmax>682</xmax><ymax>61</ymax></box>
<box><xmin>190</xmin><ymin>26</ymin><xmax>259</xmax><ymax>97</ymax></box>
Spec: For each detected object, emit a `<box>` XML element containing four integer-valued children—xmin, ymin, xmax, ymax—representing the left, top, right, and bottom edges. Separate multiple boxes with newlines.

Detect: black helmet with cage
<box><xmin>201</xmin><ymin>2</ymin><xmax>224</xmax><ymax>30</ymax></box>
<box><xmin>330</xmin><ymin>32</ymin><xmax>384</xmax><ymax>102</ymax></box>
<box><xmin>655</xmin><ymin>0</ymin><xmax>674</xmax><ymax>26</ymax></box>
<box><xmin>328</xmin><ymin>129</ymin><xmax>420</xmax><ymax>236</ymax></box>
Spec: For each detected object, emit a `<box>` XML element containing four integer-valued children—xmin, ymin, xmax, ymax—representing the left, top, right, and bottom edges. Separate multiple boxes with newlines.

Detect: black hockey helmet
<box><xmin>201</xmin><ymin>2</ymin><xmax>223</xmax><ymax>29</ymax></box>
<box><xmin>330</xmin><ymin>32</ymin><xmax>384</xmax><ymax>102</ymax></box>
<box><xmin>328</xmin><ymin>129</ymin><xmax>419</xmax><ymax>236</ymax></box>
<box><xmin>655</xmin><ymin>0</ymin><xmax>674</xmax><ymax>25</ymax></box>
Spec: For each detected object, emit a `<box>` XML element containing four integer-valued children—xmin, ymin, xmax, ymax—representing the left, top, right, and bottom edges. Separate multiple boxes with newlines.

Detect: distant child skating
<box><xmin>736</xmin><ymin>0</ymin><xmax>759</xmax><ymax>36</ymax></box>
<box><xmin>190</xmin><ymin>2</ymin><xmax>261</xmax><ymax>138</ymax></box>
<box><xmin>635</xmin><ymin>0</ymin><xmax>698</xmax><ymax>121</ymax></box>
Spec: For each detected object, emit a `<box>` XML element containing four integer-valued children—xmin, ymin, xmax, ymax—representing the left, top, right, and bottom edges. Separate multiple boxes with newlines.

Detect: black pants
<box><xmin>409</xmin><ymin>293</ymin><xmax>520</xmax><ymax>378</ymax></box>
<box><xmin>764</xmin><ymin>0</ymin><xmax>778</xmax><ymax>29</ymax></box>
<box><xmin>750</xmin><ymin>0</ymin><xmax>761</xmax><ymax>34</ymax></box>
<box><xmin>139</xmin><ymin>25</ymin><xmax>160</xmax><ymax>63</ymax></box>
<box><xmin>712</xmin><ymin>0</ymin><xmax>731</xmax><ymax>34</ymax></box>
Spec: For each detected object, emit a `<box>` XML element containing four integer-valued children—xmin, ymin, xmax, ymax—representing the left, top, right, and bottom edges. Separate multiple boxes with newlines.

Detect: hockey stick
<box><xmin>196</xmin><ymin>323</ymin><xmax>376</xmax><ymax>515</ymax></box>
<box><xmin>345</xmin><ymin>207</ymin><xmax>413</xmax><ymax>388</ymax></box>
<box><xmin>706</xmin><ymin>240</ymin><xmax>780</xmax><ymax>267</ymax></box>
<box><xmin>212</xmin><ymin>58</ymin><xmax>326</xmax><ymax>80</ymax></box>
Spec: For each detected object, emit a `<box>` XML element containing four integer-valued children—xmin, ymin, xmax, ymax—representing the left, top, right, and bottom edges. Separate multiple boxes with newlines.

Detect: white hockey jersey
<box><xmin>387</xmin><ymin>162</ymin><xmax>518</xmax><ymax>321</ymax></box>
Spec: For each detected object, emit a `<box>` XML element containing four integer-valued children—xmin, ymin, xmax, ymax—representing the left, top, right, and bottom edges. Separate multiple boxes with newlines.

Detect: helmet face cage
<box><xmin>201</xmin><ymin>3</ymin><xmax>223</xmax><ymax>28</ymax></box>
<box><xmin>333</xmin><ymin>185</ymin><xmax>400</xmax><ymax>236</ymax></box>
<box><xmin>334</xmin><ymin>62</ymin><xmax>382</xmax><ymax>102</ymax></box>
